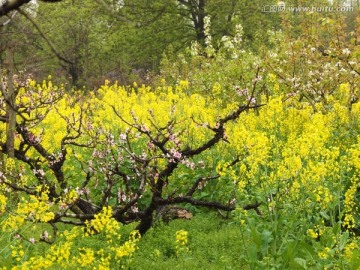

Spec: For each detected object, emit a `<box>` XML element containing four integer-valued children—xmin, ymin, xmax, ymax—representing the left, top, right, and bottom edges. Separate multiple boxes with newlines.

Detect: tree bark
<box><xmin>178</xmin><ymin>0</ymin><xmax>207</xmax><ymax>44</ymax></box>
<box><xmin>0</xmin><ymin>61</ymin><xmax>4</xmax><ymax>165</ymax></box>
<box><xmin>5</xmin><ymin>47</ymin><xmax>16</xmax><ymax>158</ymax></box>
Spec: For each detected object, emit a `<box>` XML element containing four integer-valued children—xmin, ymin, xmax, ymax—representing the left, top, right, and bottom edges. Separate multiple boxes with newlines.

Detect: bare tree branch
<box><xmin>158</xmin><ymin>196</ymin><xmax>262</xmax><ymax>213</ymax></box>
<box><xmin>0</xmin><ymin>10</ymin><xmax>17</xmax><ymax>26</ymax></box>
<box><xmin>0</xmin><ymin>0</ymin><xmax>62</xmax><ymax>17</ymax></box>
<box><xmin>17</xmin><ymin>8</ymin><xmax>73</xmax><ymax>65</ymax></box>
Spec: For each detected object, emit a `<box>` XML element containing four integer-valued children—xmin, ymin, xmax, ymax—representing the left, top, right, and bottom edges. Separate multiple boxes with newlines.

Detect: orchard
<box><xmin>0</xmin><ymin>0</ymin><xmax>359</xmax><ymax>269</ymax></box>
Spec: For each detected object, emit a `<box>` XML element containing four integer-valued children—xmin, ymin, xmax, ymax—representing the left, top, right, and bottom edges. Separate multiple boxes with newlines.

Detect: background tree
<box><xmin>0</xmin><ymin>9</ymin><xmax>38</xmax><ymax>159</ymax></box>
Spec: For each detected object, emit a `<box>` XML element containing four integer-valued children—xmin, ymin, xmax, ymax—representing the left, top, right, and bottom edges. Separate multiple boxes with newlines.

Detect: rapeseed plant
<box><xmin>0</xmin><ymin>75</ymin><xmax>359</xmax><ymax>268</ymax></box>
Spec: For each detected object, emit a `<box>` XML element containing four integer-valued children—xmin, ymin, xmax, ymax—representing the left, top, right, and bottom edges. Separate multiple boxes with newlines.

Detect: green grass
<box><xmin>129</xmin><ymin>212</ymin><xmax>250</xmax><ymax>270</ymax></box>
<box><xmin>0</xmin><ymin>212</ymin><xmax>251</xmax><ymax>269</ymax></box>
<box><xmin>2</xmin><ymin>210</ymin><xmax>359</xmax><ymax>269</ymax></box>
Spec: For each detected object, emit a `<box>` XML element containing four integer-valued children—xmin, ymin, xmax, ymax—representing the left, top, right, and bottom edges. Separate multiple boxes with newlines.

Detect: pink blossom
<box><xmin>119</xmin><ymin>133</ymin><xmax>127</xmax><ymax>141</ymax></box>
<box><xmin>41</xmin><ymin>230</ymin><xmax>49</xmax><ymax>240</ymax></box>
<box><xmin>170</xmin><ymin>148</ymin><xmax>182</xmax><ymax>159</ymax></box>
<box><xmin>236</xmin><ymin>88</ymin><xmax>248</xmax><ymax>96</ymax></box>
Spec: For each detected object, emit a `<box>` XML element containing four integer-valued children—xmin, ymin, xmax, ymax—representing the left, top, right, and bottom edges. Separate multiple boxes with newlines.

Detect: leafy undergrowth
<box><xmin>129</xmin><ymin>210</ymin><xmax>360</xmax><ymax>270</ymax></box>
<box><xmin>1</xmin><ymin>207</ymin><xmax>360</xmax><ymax>269</ymax></box>
<box><xmin>0</xmin><ymin>212</ymin><xmax>251</xmax><ymax>269</ymax></box>
<box><xmin>129</xmin><ymin>212</ymin><xmax>250</xmax><ymax>270</ymax></box>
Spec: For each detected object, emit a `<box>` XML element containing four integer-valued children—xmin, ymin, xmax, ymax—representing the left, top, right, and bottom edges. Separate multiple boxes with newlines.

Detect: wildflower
<box><xmin>77</xmin><ymin>248</ymin><xmax>95</xmax><ymax>267</ymax></box>
<box><xmin>0</xmin><ymin>194</ymin><xmax>7</xmax><ymax>214</ymax></box>
<box><xmin>175</xmin><ymin>230</ymin><xmax>189</xmax><ymax>255</ymax></box>
<box><xmin>176</xmin><ymin>230</ymin><xmax>188</xmax><ymax>246</ymax></box>
<box><xmin>344</xmin><ymin>241</ymin><xmax>358</xmax><ymax>258</ymax></box>
<box><xmin>342</xmin><ymin>48</ymin><xmax>350</xmax><ymax>56</ymax></box>
<box><xmin>179</xmin><ymin>80</ymin><xmax>189</xmax><ymax>90</ymax></box>
<box><xmin>307</xmin><ymin>229</ymin><xmax>318</xmax><ymax>239</ymax></box>
<box><xmin>318</xmin><ymin>247</ymin><xmax>331</xmax><ymax>259</ymax></box>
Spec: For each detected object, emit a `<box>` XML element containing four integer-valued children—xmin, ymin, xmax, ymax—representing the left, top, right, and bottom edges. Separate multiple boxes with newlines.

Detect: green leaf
<box><xmin>261</xmin><ymin>229</ymin><xmax>273</xmax><ymax>245</ymax></box>
<box><xmin>319</xmin><ymin>211</ymin><xmax>330</xmax><ymax>220</ymax></box>
<box><xmin>339</xmin><ymin>232</ymin><xmax>349</xmax><ymax>251</ymax></box>
<box><xmin>294</xmin><ymin>257</ymin><xmax>307</xmax><ymax>269</ymax></box>
<box><xmin>199</xmin><ymin>192</ymin><xmax>209</xmax><ymax>198</ymax></box>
